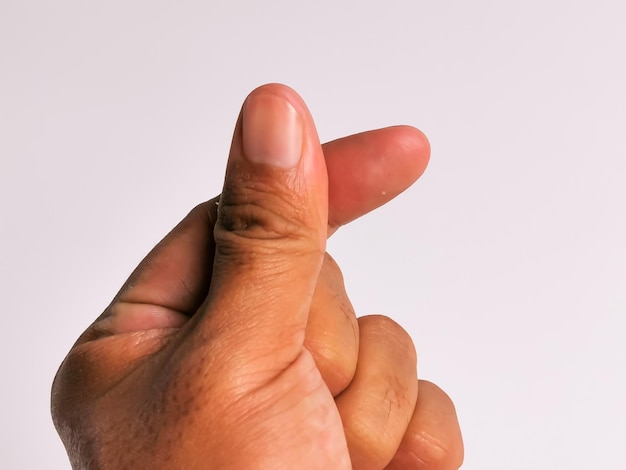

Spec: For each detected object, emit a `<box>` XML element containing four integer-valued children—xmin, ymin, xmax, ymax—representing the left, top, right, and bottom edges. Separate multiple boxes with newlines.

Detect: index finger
<box><xmin>84</xmin><ymin>126</ymin><xmax>429</xmax><ymax>340</ymax></box>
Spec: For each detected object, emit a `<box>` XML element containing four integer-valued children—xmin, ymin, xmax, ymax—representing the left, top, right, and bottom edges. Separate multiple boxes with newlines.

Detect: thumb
<box><xmin>200</xmin><ymin>84</ymin><xmax>328</xmax><ymax>364</ymax></box>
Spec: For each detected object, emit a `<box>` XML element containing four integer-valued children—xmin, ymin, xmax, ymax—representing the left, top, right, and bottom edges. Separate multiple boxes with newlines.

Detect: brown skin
<box><xmin>51</xmin><ymin>84</ymin><xmax>463</xmax><ymax>469</ymax></box>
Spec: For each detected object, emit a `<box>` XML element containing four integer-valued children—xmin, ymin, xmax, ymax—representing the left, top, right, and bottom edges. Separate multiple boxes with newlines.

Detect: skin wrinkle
<box><xmin>177</xmin><ymin>276</ymin><xmax>196</xmax><ymax>309</ymax></box>
<box><xmin>215</xmin><ymin>172</ymin><xmax>320</xmax><ymax>264</ymax></box>
<box><xmin>220</xmin><ymin>164</ymin><xmax>305</xmax><ymax>220</ymax></box>
<box><xmin>341</xmin><ymin>291</ymin><xmax>359</xmax><ymax>354</ymax></box>
<box><xmin>411</xmin><ymin>430</ymin><xmax>452</xmax><ymax>466</ymax></box>
<box><xmin>216</xmin><ymin>199</ymin><xmax>311</xmax><ymax>247</ymax></box>
<box><xmin>384</xmin><ymin>388</ymin><xmax>394</xmax><ymax>431</ymax></box>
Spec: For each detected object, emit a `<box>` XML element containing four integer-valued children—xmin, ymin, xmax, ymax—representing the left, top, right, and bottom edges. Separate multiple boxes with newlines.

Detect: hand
<box><xmin>52</xmin><ymin>84</ymin><xmax>463</xmax><ymax>469</ymax></box>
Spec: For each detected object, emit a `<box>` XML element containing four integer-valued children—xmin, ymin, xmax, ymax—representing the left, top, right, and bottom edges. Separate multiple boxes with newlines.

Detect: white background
<box><xmin>1</xmin><ymin>1</ymin><xmax>625</xmax><ymax>468</ymax></box>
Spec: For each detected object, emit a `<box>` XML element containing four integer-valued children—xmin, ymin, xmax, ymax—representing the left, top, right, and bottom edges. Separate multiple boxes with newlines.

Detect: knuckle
<box><xmin>215</xmin><ymin>178</ymin><xmax>317</xmax><ymax>257</ymax></box>
<box><xmin>420</xmin><ymin>380</ymin><xmax>456</xmax><ymax>409</ymax></box>
<box><xmin>362</xmin><ymin>314</ymin><xmax>418</xmax><ymax>364</ymax></box>
<box><xmin>321</xmin><ymin>252</ymin><xmax>345</xmax><ymax>283</ymax></box>
<box><xmin>52</xmin><ymin>343</ymin><xmax>102</xmax><ymax>408</ymax></box>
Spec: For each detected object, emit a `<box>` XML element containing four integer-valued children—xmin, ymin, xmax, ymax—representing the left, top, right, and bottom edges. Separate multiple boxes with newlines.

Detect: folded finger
<box><xmin>384</xmin><ymin>380</ymin><xmax>464</xmax><ymax>470</ymax></box>
<box><xmin>305</xmin><ymin>252</ymin><xmax>359</xmax><ymax>396</ymax></box>
<box><xmin>325</xmin><ymin>125</ymin><xmax>429</xmax><ymax>234</ymax></box>
<box><xmin>336</xmin><ymin>315</ymin><xmax>418</xmax><ymax>470</ymax></box>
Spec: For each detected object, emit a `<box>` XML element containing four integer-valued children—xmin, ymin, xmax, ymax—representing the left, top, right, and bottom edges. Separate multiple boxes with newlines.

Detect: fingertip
<box><xmin>387</xmin><ymin>125</ymin><xmax>431</xmax><ymax>181</ymax></box>
<box><xmin>244</xmin><ymin>83</ymin><xmax>314</xmax><ymax>128</ymax></box>
<box><xmin>388</xmin><ymin>379</ymin><xmax>464</xmax><ymax>470</ymax></box>
<box><xmin>324</xmin><ymin>125</ymin><xmax>431</xmax><ymax>231</ymax></box>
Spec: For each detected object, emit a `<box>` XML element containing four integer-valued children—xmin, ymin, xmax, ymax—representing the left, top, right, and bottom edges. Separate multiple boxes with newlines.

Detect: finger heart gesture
<box><xmin>52</xmin><ymin>84</ymin><xmax>463</xmax><ymax>469</ymax></box>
